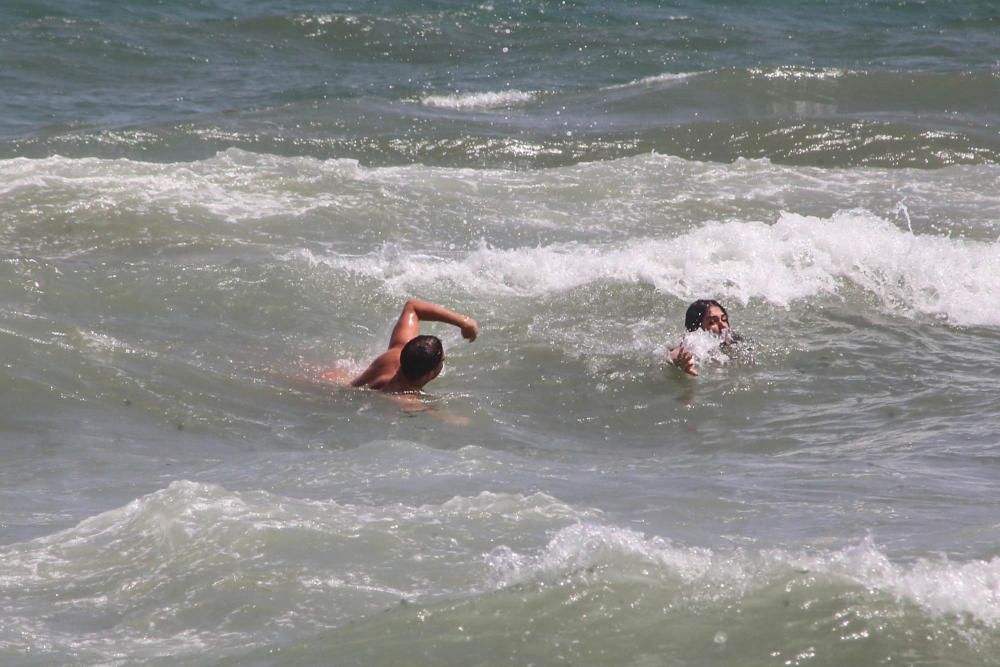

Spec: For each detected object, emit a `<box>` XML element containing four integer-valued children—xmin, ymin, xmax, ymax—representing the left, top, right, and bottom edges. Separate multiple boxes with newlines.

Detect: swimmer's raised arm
<box><xmin>387</xmin><ymin>298</ymin><xmax>478</xmax><ymax>349</ymax></box>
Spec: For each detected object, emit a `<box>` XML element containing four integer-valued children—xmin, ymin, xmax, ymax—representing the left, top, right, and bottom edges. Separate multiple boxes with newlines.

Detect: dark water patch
<box><xmin>5</xmin><ymin>63</ymin><xmax>999</xmax><ymax>167</ymax></box>
<box><xmin>4</xmin><ymin>0</ymin><xmax>1000</xmax><ymax>141</ymax></box>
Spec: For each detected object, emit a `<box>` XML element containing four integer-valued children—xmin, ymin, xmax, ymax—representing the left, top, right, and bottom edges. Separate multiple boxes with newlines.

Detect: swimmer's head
<box><xmin>400</xmin><ymin>335</ymin><xmax>444</xmax><ymax>382</ymax></box>
<box><xmin>685</xmin><ymin>299</ymin><xmax>730</xmax><ymax>335</ymax></box>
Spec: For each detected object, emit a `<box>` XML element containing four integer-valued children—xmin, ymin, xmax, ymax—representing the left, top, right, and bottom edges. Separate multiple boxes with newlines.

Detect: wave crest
<box><xmin>420</xmin><ymin>90</ymin><xmax>538</xmax><ymax>110</ymax></box>
<box><xmin>294</xmin><ymin>210</ymin><xmax>1000</xmax><ymax>327</ymax></box>
<box><xmin>489</xmin><ymin>526</ymin><xmax>1000</xmax><ymax>626</ymax></box>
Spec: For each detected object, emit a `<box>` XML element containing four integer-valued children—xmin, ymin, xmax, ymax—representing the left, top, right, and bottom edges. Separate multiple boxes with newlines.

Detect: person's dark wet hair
<box><xmin>399</xmin><ymin>335</ymin><xmax>444</xmax><ymax>380</ymax></box>
<box><xmin>685</xmin><ymin>299</ymin><xmax>727</xmax><ymax>331</ymax></box>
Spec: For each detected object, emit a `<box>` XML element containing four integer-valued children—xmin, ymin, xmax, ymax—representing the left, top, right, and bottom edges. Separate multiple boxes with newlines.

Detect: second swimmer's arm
<box><xmin>670</xmin><ymin>345</ymin><xmax>699</xmax><ymax>376</ymax></box>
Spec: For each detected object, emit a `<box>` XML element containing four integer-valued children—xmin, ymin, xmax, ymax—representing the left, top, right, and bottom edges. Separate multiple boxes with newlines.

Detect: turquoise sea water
<box><xmin>2</xmin><ymin>1</ymin><xmax>1000</xmax><ymax>665</ymax></box>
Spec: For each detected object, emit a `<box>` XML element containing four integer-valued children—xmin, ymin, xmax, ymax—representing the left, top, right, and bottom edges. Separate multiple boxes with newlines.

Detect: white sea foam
<box><xmin>672</xmin><ymin>329</ymin><xmax>733</xmax><ymax>372</ymax></box>
<box><xmin>3</xmin><ymin>484</ymin><xmax>999</xmax><ymax>661</ymax></box>
<box><xmin>786</xmin><ymin>537</ymin><xmax>1000</xmax><ymax>626</ymax></box>
<box><xmin>487</xmin><ymin>524</ymin><xmax>1000</xmax><ymax>626</ymax></box>
<box><xmin>420</xmin><ymin>90</ymin><xmax>538</xmax><ymax>110</ymax></box>
<box><xmin>749</xmin><ymin>66</ymin><xmax>854</xmax><ymax>80</ymax></box>
<box><xmin>295</xmin><ymin>211</ymin><xmax>1000</xmax><ymax>327</ymax></box>
<box><xmin>486</xmin><ymin>523</ymin><xmax>719</xmax><ymax>588</ymax></box>
<box><xmin>0</xmin><ymin>150</ymin><xmax>364</xmax><ymax>223</ymax></box>
<box><xmin>604</xmin><ymin>71</ymin><xmax>703</xmax><ymax>90</ymax></box>
<box><xmin>5</xmin><ymin>152</ymin><xmax>999</xmax><ymax>329</ymax></box>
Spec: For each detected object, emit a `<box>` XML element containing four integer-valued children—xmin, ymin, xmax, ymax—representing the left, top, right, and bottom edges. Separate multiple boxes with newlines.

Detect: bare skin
<box><xmin>670</xmin><ymin>304</ymin><xmax>730</xmax><ymax>377</ymax></box>
<box><xmin>334</xmin><ymin>298</ymin><xmax>478</xmax><ymax>393</ymax></box>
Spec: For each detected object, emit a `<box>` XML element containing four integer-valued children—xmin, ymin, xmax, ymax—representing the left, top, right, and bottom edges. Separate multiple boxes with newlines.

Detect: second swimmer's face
<box><xmin>701</xmin><ymin>305</ymin><xmax>730</xmax><ymax>335</ymax></box>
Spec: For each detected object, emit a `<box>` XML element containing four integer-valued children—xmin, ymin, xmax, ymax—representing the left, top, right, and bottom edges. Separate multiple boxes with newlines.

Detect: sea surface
<box><xmin>2</xmin><ymin>1</ymin><xmax>1000</xmax><ymax>665</ymax></box>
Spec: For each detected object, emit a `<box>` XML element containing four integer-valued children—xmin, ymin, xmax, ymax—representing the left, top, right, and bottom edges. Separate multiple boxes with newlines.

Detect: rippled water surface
<box><xmin>2</xmin><ymin>1</ymin><xmax>1000</xmax><ymax>665</ymax></box>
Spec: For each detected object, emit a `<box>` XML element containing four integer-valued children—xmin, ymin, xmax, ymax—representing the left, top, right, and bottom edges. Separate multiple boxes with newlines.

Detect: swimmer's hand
<box><xmin>670</xmin><ymin>346</ymin><xmax>699</xmax><ymax>377</ymax></box>
<box><xmin>460</xmin><ymin>318</ymin><xmax>479</xmax><ymax>342</ymax></box>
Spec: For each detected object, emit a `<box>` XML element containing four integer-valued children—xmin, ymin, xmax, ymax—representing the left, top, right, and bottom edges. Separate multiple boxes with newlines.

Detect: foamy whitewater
<box><xmin>3</xmin><ymin>1</ymin><xmax>1000</xmax><ymax>665</ymax></box>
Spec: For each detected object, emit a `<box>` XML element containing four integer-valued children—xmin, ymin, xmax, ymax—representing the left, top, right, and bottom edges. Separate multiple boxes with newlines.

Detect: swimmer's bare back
<box><xmin>318</xmin><ymin>366</ymin><xmax>354</xmax><ymax>385</ymax></box>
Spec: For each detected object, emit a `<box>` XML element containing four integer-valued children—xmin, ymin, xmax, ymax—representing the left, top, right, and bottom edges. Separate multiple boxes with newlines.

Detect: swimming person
<box><xmin>669</xmin><ymin>299</ymin><xmax>734</xmax><ymax>376</ymax></box>
<box><xmin>344</xmin><ymin>298</ymin><xmax>479</xmax><ymax>393</ymax></box>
